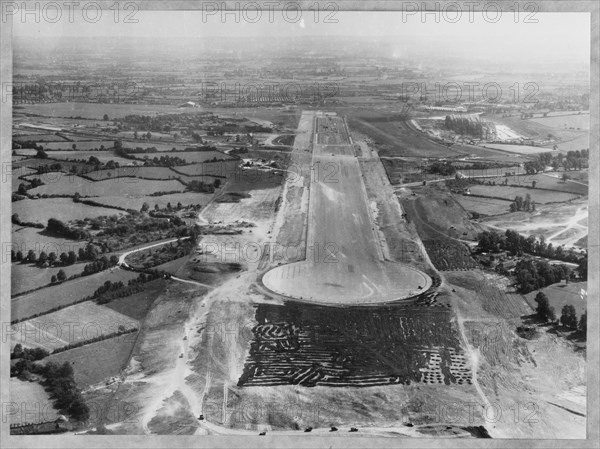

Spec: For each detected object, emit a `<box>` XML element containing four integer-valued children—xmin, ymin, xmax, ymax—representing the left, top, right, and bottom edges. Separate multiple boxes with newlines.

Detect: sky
<box><xmin>10</xmin><ymin>8</ymin><xmax>591</xmax><ymax>65</ymax></box>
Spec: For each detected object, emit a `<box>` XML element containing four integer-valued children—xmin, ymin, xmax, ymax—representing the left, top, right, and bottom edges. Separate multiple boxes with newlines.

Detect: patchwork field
<box><xmin>92</xmin><ymin>191</ymin><xmax>213</xmax><ymax>210</ymax></box>
<box><xmin>9</xmin><ymin>378</ymin><xmax>59</xmax><ymax>425</ymax></box>
<box><xmin>476</xmin><ymin>172</ymin><xmax>588</xmax><ymax>196</ymax></box>
<box><xmin>11</xmin><ymin>269</ymin><xmax>140</xmax><ymax>322</ymax></box>
<box><xmin>12</xmin><ymin>198</ymin><xmax>125</xmax><ymax>223</ymax></box>
<box><xmin>12</xmin><ymin>225</ymin><xmax>88</xmax><ymax>258</ymax></box>
<box><xmin>28</xmin><ymin>173</ymin><xmax>186</xmax><ymax>197</ymax></box>
<box><xmin>523</xmin><ymin>281</ymin><xmax>587</xmax><ymax>317</ymax></box>
<box><xmin>13</xmin><ymin>302</ymin><xmax>138</xmax><ymax>351</ymax></box>
<box><xmin>133</xmin><ymin>150</ymin><xmax>234</xmax><ymax>164</ymax></box>
<box><xmin>16</xmin><ymin>102</ymin><xmax>189</xmax><ymax>119</ymax></box>
<box><xmin>467</xmin><ymin>185</ymin><xmax>580</xmax><ymax>203</ymax></box>
<box><xmin>11</xmin><ymin>262</ymin><xmax>88</xmax><ymax>296</ymax></box>
<box><xmin>453</xmin><ymin>195</ymin><xmax>512</xmax><ymax>216</ymax></box>
<box><xmin>529</xmin><ymin>114</ymin><xmax>589</xmax><ymax>131</ymax></box>
<box><xmin>44</xmin><ymin>335</ymin><xmax>138</xmax><ymax>388</ymax></box>
<box><xmin>103</xmin><ymin>279</ymin><xmax>166</xmax><ymax>321</ymax></box>
<box><xmin>47</xmin><ymin>150</ymin><xmax>134</xmax><ymax>165</ymax></box>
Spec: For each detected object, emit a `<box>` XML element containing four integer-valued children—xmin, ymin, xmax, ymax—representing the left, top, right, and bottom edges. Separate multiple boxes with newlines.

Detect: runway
<box><xmin>262</xmin><ymin>111</ymin><xmax>431</xmax><ymax>305</ymax></box>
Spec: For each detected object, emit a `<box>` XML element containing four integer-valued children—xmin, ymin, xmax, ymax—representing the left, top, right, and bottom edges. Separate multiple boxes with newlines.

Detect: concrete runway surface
<box><xmin>263</xmin><ymin>111</ymin><xmax>431</xmax><ymax>305</ymax></box>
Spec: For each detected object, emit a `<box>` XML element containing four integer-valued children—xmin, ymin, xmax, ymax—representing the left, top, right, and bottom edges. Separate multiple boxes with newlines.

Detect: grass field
<box><xmin>476</xmin><ymin>173</ymin><xmax>588</xmax><ymax>196</ymax></box>
<box><xmin>12</xmin><ymin>224</ymin><xmax>89</xmax><ymax>258</ymax></box>
<box><xmin>92</xmin><ymin>191</ymin><xmax>213</xmax><ymax>210</ymax></box>
<box><xmin>104</xmin><ymin>279</ymin><xmax>166</xmax><ymax>320</ymax></box>
<box><xmin>28</xmin><ymin>173</ymin><xmax>186</xmax><ymax>197</ymax></box>
<box><xmin>168</xmin><ymin>160</ymin><xmax>240</xmax><ymax>177</ymax></box>
<box><xmin>12</xmin><ymin>198</ymin><xmax>125</xmax><ymax>223</ymax></box>
<box><xmin>530</xmin><ymin>114</ymin><xmax>589</xmax><ymax>131</ymax></box>
<box><xmin>44</xmin><ymin>334</ymin><xmax>138</xmax><ymax>388</ymax></box>
<box><xmin>46</xmin><ymin>150</ymin><xmax>134</xmax><ymax>165</ymax></box>
<box><xmin>524</xmin><ymin>281</ymin><xmax>587</xmax><ymax>317</ymax></box>
<box><xmin>9</xmin><ymin>378</ymin><xmax>59</xmax><ymax>425</ymax></box>
<box><xmin>11</xmin><ymin>262</ymin><xmax>88</xmax><ymax>296</ymax></box>
<box><xmin>468</xmin><ymin>185</ymin><xmax>580</xmax><ymax>203</ymax></box>
<box><xmin>84</xmin><ymin>166</ymin><xmax>223</xmax><ymax>184</ymax></box>
<box><xmin>11</xmin><ymin>269</ymin><xmax>140</xmax><ymax>322</ymax></box>
<box><xmin>14</xmin><ymin>133</ymin><xmax>70</xmax><ymax>142</ymax></box>
<box><xmin>43</xmin><ymin>141</ymin><xmax>116</xmax><ymax>150</ymax></box>
<box><xmin>17</xmin><ymin>102</ymin><xmax>189</xmax><ymax>119</ymax></box>
<box><xmin>453</xmin><ymin>195</ymin><xmax>512</xmax><ymax>216</ymax></box>
<box><xmin>13</xmin><ymin>301</ymin><xmax>138</xmax><ymax>351</ymax></box>
<box><xmin>134</xmin><ymin>150</ymin><xmax>233</xmax><ymax>164</ymax></box>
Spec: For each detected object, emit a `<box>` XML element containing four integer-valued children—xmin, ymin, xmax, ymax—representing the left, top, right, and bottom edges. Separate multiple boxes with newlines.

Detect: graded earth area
<box><xmin>262</xmin><ymin>112</ymin><xmax>431</xmax><ymax>305</ymax></box>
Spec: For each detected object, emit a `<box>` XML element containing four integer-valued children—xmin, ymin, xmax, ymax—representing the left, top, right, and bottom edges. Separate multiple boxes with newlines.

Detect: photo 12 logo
<box><xmin>1</xmin><ymin>2</ymin><xmax>140</xmax><ymax>24</ymax></box>
<box><xmin>201</xmin><ymin>1</ymin><xmax>340</xmax><ymax>24</ymax></box>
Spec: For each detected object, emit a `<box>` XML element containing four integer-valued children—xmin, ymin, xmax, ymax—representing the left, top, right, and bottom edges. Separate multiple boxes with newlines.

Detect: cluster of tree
<box><xmin>524</xmin><ymin>150</ymin><xmax>589</xmax><ymax>174</ymax></box>
<box><xmin>37</xmin><ymin>362</ymin><xmax>89</xmax><ymax>422</ymax></box>
<box><xmin>93</xmin><ymin>270</ymin><xmax>163</xmax><ymax>304</ymax></box>
<box><xmin>11</xmin><ymin>344</ymin><xmax>49</xmax><ymax>361</ymax></box>
<box><xmin>16</xmin><ymin>178</ymin><xmax>44</xmax><ymax>195</ymax></box>
<box><xmin>35</xmin><ymin>162</ymin><xmax>64</xmax><ymax>174</ymax></box>
<box><xmin>47</xmin><ymin>218</ymin><xmax>91</xmax><ymax>240</ymax></box>
<box><xmin>509</xmin><ymin>194</ymin><xmax>536</xmax><ymax>212</ymax></box>
<box><xmin>534</xmin><ymin>291</ymin><xmax>556</xmax><ymax>322</ymax></box>
<box><xmin>81</xmin><ymin>255</ymin><xmax>119</xmax><ymax>276</ymax></box>
<box><xmin>11</xmin><ymin>360</ymin><xmax>89</xmax><ymax>422</ymax></box>
<box><xmin>477</xmin><ymin>230</ymin><xmax>585</xmax><ymax>267</ymax></box>
<box><xmin>534</xmin><ymin>292</ymin><xmax>586</xmax><ymax>333</ymax></box>
<box><xmin>115</xmin><ymin>145</ymin><xmax>158</xmax><ymax>155</ymax></box>
<box><xmin>11</xmin><ymin>213</ymin><xmax>44</xmax><ymax>229</ymax></box>
<box><xmin>426</xmin><ymin>161</ymin><xmax>456</xmax><ymax>176</ymax></box>
<box><xmin>50</xmin><ymin>270</ymin><xmax>68</xmax><ymax>284</ymax></box>
<box><xmin>35</xmin><ymin>149</ymin><xmax>48</xmax><ymax>159</ymax></box>
<box><xmin>141</xmin><ymin>155</ymin><xmax>188</xmax><ymax>167</ymax></box>
<box><xmin>187</xmin><ymin>179</ymin><xmax>218</xmax><ymax>193</ymax></box>
<box><xmin>51</xmin><ymin>326</ymin><xmax>136</xmax><ymax>354</ymax></box>
<box><xmin>514</xmin><ymin>259</ymin><xmax>571</xmax><ymax>293</ymax></box>
<box><xmin>12</xmin><ymin>140</ymin><xmax>44</xmax><ymax>151</ymax></box>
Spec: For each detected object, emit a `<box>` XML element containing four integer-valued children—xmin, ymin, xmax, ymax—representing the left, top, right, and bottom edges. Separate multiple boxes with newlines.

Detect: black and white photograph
<box><xmin>0</xmin><ymin>1</ymin><xmax>597</xmax><ymax>447</ymax></box>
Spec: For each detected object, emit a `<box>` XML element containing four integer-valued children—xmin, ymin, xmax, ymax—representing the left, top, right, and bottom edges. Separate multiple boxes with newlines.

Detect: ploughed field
<box><xmin>263</xmin><ymin>111</ymin><xmax>431</xmax><ymax>304</ymax></box>
<box><xmin>238</xmin><ymin>300</ymin><xmax>471</xmax><ymax>388</ymax></box>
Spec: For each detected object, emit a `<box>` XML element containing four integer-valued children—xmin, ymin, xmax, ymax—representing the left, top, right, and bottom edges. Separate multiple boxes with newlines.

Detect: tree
<box><xmin>72</xmin><ymin>143</ymin><xmax>77</xmax><ymax>150</ymax></box>
<box><xmin>57</xmin><ymin>269</ymin><xmax>67</xmax><ymax>282</ymax></box>
<box><xmin>141</xmin><ymin>202</ymin><xmax>150</xmax><ymax>212</ymax></box>
<box><xmin>578</xmin><ymin>311</ymin><xmax>587</xmax><ymax>334</ymax></box>
<box><xmin>534</xmin><ymin>292</ymin><xmax>551</xmax><ymax>321</ymax></box>
<box><xmin>16</xmin><ymin>250</ymin><xmax>23</xmax><ymax>262</ymax></box>
<box><xmin>38</xmin><ymin>251</ymin><xmax>48</xmax><ymax>265</ymax></box>
<box><xmin>48</xmin><ymin>252</ymin><xmax>57</xmax><ymax>264</ymax></box>
<box><xmin>548</xmin><ymin>307</ymin><xmax>557</xmax><ymax>322</ymax></box>
<box><xmin>532</xmin><ymin>180</ymin><xmax>537</xmax><ymax>189</ymax></box>
<box><xmin>103</xmin><ymin>114</ymin><xmax>109</xmax><ymax>121</ymax></box>
<box><xmin>560</xmin><ymin>304</ymin><xmax>577</xmax><ymax>329</ymax></box>
<box><xmin>60</xmin><ymin>252</ymin><xmax>69</xmax><ymax>265</ymax></box>
<box><xmin>67</xmin><ymin>251</ymin><xmax>77</xmax><ymax>265</ymax></box>
<box><xmin>134</xmin><ymin>131</ymin><xmax>139</xmax><ymax>140</ymax></box>
<box><xmin>18</xmin><ymin>183</ymin><xmax>28</xmax><ymax>195</ymax></box>
<box><xmin>114</xmin><ymin>140</ymin><xmax>123</xmax><ymax>150</ymax></box>
<box><xmin>51</xmin><ymin>275</ymin><xmax>58</xmax><ymax>284</ymax></box>
<box><xmin>27</xmin><ymin>250</ymin><xmax>37</xmax><ymax>263</ymax></box>
<box><xmin>562</xmin><ymin>173</ymin><xmax>570</xmax><ymax>182</ymax></box>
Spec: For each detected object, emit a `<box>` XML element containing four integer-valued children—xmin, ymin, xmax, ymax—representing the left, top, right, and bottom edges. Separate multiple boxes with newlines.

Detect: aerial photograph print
<box><xmin>1</xmin><ymin>1</ymin><xmax>597</xmax><ymax>447</ymax></box>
